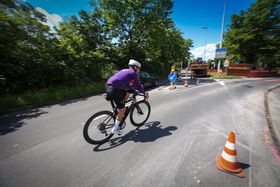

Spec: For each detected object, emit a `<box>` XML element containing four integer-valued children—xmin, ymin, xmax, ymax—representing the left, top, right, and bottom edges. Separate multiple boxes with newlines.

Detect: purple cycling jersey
<box><xmin>107</xmin><ymin>69</ymin><xmax>145</xmax><ymax>93</ymax></box>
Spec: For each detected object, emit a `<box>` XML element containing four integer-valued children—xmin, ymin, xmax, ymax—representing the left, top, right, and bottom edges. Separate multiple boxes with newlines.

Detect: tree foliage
<box><xmin>224</xmin><ymin>0</ymin><xmax>280</xmax><ymax>68</ymax></box>
<box><xmin>93</xmin><ymin>0</ymin><xmax>192</xmax><ymax>74</ymax></box>
<box><xmin>0</xmin><ymin>0</ymin><xmax>66</xmax><ymax>93</ymax></box>
<box><xmin>0</xmin><ymin>0</ymin><xmax>192</xmax><ymax>94</ymax></box>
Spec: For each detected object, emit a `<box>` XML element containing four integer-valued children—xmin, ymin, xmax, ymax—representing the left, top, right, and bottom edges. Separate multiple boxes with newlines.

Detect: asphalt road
<box><xmin>0</xmin><ymin>78</ymin><xmax>280</xmax><ymax>187</ymax></box>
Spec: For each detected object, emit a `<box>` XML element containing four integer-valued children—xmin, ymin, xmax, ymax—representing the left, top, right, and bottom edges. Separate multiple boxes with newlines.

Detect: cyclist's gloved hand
<box><xmin>145</xmin><ymin>92</ymin><xmax>149</xmax><ymax>99</ymax></box>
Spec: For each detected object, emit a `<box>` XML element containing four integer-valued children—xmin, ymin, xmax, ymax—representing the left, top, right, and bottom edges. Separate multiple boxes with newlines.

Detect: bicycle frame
<box><xmin>83</xmin><ymin>90</ymin><xmax>149</xmax><ymax>145</ymax></box>
<box><xmin>109</xmin><ymin>93</ymin><xmax>145</xmax><ymax>127</ymax></box>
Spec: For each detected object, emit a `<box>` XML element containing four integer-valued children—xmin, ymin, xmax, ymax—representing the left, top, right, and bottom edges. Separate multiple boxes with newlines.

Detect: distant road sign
<box><xmin>168</xmin><ymin>73</ymin><xmax>177</xmax><ymax>82</ymax></box>
<box><xmin>224</xmin><ymin>60</ymin><xmax>230</xmax><ymax>67</ymax></box>
<box><xmin>215</xmin><ymin>48</ymin><xmax>227</xmax><ymax>59</ymax></box>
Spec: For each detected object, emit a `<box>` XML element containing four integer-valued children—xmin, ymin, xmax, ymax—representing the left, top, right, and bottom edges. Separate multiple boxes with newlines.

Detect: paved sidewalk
<box><xmin>268</xmin><ymin>86</ymin><xmax>280</xmax><ymax>148</ymax></box>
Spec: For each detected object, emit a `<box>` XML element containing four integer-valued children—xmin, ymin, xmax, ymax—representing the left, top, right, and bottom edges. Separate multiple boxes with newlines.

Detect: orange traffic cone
<box><xmin>184</xmin><ymin>80</ymin><xmax>188</xmax><ymax>87</ymax></box>
<box><xmin>196</xmin><ymin>79</ymin><xmax>200</xmax><ymax>86</ymax></box>
<box><xmin>216</xmin><ymin>132</ymin><xmax>245</xmax><ymax>178</ymax></box>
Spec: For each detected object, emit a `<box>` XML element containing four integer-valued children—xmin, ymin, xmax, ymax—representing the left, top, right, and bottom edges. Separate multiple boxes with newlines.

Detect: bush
<box><xmin>0</xmin><ymin>82</ymin><xmax>105</xmax><ymax>114</ymax></box>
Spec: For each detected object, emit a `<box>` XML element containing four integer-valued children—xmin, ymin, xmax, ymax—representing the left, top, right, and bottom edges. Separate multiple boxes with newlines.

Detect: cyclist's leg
<box><xmin>124</xmin><ymin>92</ymin><xmax>130</xmax><ymax>101</ymax></box>
<box><xmin>117</xmin><ymin>90</ymin><xmax>129</xmax><ymax>119</ymax></box>
<box><xmin>111</xmin><ymin>89</ymin><xmax>126</xmax><ymax>134</ymax></box>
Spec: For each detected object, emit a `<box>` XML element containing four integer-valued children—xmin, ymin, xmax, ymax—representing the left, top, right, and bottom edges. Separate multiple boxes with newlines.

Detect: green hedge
<box><xmin>0</xmin><ymin>82</ymin><xmax>105</xmax><ymax>114</ymax></box>
<box><xmin>207</xmin><ymin>72</ymin><xmax>241</xmax><ymax>79</ymax></box>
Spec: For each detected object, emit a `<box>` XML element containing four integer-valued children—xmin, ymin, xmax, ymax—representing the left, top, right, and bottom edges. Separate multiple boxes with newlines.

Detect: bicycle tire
<box><xmin>130</xmin><ymin>100</ymin><xmax>151</xmax><ymax>126</ymax></box>
<box><xmin>83</xmin><ymin>110</ymin><xmax>115</xmax><ymax>145</ymax></box>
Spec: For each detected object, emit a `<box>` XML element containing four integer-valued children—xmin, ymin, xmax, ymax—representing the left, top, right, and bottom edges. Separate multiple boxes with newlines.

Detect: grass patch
<box><xmin>0</xmin><ymin>82</ymin><xmax>105</xmax><ymax>114</ymax></box>
<box><xmin>208</xmin><ymin>72</ymin><xmax>242</xmax><ymax>79</ymax></box>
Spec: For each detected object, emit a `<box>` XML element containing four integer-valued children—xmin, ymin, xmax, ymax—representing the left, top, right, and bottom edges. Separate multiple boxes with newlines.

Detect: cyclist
<box><xmin>106</xmin><ymin>59</ymin><xmax>149</xmax><ymax>135</ymax></box>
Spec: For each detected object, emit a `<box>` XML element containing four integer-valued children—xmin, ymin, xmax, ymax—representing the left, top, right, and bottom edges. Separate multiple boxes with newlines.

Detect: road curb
<box><xmin>264</xmin><ymin>85</ymin><xmax>280</xmax><ymax>154</ymax></box>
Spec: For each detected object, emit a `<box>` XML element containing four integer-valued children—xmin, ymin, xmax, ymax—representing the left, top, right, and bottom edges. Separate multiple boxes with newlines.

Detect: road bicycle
<box><xmin>83</xmin><ymin>90</ymin><xmax>151</xmax><ymax>145</ymax></box>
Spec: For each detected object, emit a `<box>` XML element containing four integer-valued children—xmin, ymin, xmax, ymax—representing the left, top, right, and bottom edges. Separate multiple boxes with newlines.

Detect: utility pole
<box><xmin>217</xmin><ymin>0</ymin><xmax>227</xmax><ymax>73</ymax></box>
<box><xmin>202</xmin><ymin>26</ymin><xmax>208</xmax><ymax>62</ymax></box>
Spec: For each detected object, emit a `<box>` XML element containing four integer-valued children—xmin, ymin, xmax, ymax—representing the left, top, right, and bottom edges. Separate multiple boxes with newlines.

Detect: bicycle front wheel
<box><xmin>130</xmin><ymin>100</ymin><xmax>151</xmax><ymax>127</ymax></box>
<box><xmin>83</xmin><ymin>110</ymin><xmax>115</xmax><ymax>145</ymax></box>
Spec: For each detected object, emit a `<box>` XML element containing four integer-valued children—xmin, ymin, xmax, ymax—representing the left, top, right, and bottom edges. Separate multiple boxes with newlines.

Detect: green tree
<box><xmin>92</xmin><ymin>0</ymin><xmax>192</xmax><ymax>74</ymax></box>
<box><xmin>0</xmin><ymin>0</ymin><xmax>193</xmax><ymax>95</ymax></box>
<box><xmin>0</xmin><ymin>0</ymin><xmax>64</xmax><ymax>93</ymax></box>
<box><xmin>224</xmin><ymin>0</ymin><xmax>280</xmax><ymax>68</ymax></box>
<box><xmin>56</xmin><ymin>9</ymin><xmax>115</xmax><ymax>82</ymax></box>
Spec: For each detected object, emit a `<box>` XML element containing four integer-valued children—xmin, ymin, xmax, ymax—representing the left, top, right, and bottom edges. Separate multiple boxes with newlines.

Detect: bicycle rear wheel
<box><xmin>83</xmin><ymin>110</ymin><xmax>115</xmax><ymax>145</ymax></box>
<box><xmin>130</xmin><ymin>100</ymin><xmax>151</xmax><ymax>126</ymax></box>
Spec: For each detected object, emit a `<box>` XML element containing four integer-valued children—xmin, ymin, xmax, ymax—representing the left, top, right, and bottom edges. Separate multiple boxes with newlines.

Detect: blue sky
<box><xmin>27</xmin><ymin>0</ymin><xmax>257</xmax><ymax>60</ymax></box>
<box><xmin>172</xmin><ymin>0</ymin><xmax>256</xmax><ymax>47</ymax></box>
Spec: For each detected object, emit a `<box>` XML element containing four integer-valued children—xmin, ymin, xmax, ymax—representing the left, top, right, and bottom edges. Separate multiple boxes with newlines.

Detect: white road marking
<box><xmin>218</xmin><ymin>80</ymin><xmax>225</xmax><ymax>86</ymax></box>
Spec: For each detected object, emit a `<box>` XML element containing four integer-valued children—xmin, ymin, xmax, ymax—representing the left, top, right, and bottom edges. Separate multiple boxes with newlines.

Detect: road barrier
<box><xmin>248</xmin><ymin>69</ymin><xmax>279</xmax><ymax>77</ymax></box>
<box><xmin>228</xmin><ymin>64</ymin><xmax>251</xmax><ymax>76</ymax></box>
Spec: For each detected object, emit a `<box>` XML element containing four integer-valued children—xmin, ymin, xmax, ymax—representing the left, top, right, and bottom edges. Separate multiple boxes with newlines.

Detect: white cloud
<box><xmin>190</xmin><ymin>44</ymin><xmax>217</xmax><ymax>61</ymax></box>
<box><xmin>36</xmin><ymin>7</ymin><xmax>63</xmax><ymax>31</ymax></box>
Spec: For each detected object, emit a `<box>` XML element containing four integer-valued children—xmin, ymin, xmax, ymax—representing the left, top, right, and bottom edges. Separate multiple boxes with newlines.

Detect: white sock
<box><xmin>113</xmin><ymin>119</ymin><xmax>121</xmax><ymax>129</ymax></box>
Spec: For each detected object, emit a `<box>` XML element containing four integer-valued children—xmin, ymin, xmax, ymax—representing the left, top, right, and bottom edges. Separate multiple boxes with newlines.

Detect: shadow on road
<box><xmin>0</xmin><ymin>109</ymin><xmax>48</xmax><ymax>135</ymax></box>
<box><xmin>240</xmin><ymin>162</ymin><xmax>251</xmax><ymax>170</ymax></box>
<box><xmin>93</xmin><ymin>121</ymin><xmax>177</xmax><ymax>152</ymax></box>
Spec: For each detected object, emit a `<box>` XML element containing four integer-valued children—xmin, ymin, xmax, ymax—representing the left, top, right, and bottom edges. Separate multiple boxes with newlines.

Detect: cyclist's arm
<box><xmin>132</xmin><ymin>74</ymin><xmax>145</xmax><ymax>93</ymax></box>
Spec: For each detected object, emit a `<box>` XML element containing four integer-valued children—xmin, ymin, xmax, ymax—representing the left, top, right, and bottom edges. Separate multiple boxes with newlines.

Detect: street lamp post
<box><xmin>202</xmin><ymin>26</ymin><xmax>208</xmax><ymax>62</ymax></box>
<box><xmin>217</xmin><ymin>0</ymin><xmax>227</xmax><ymax>73</ymax></box>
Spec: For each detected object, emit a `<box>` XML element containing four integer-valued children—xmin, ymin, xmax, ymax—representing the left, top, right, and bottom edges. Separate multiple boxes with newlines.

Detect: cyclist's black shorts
<box><xmin>106</xmin><ymin>85</ymin><xmax>126</xmax><ymax>109</ymax></box>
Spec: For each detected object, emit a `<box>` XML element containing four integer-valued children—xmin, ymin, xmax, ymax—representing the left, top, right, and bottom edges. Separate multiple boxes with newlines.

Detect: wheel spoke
<box><xmin>83</xmin><ymin>111</ymin><xmax>115</xmax><ymax>144</ymax></box>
